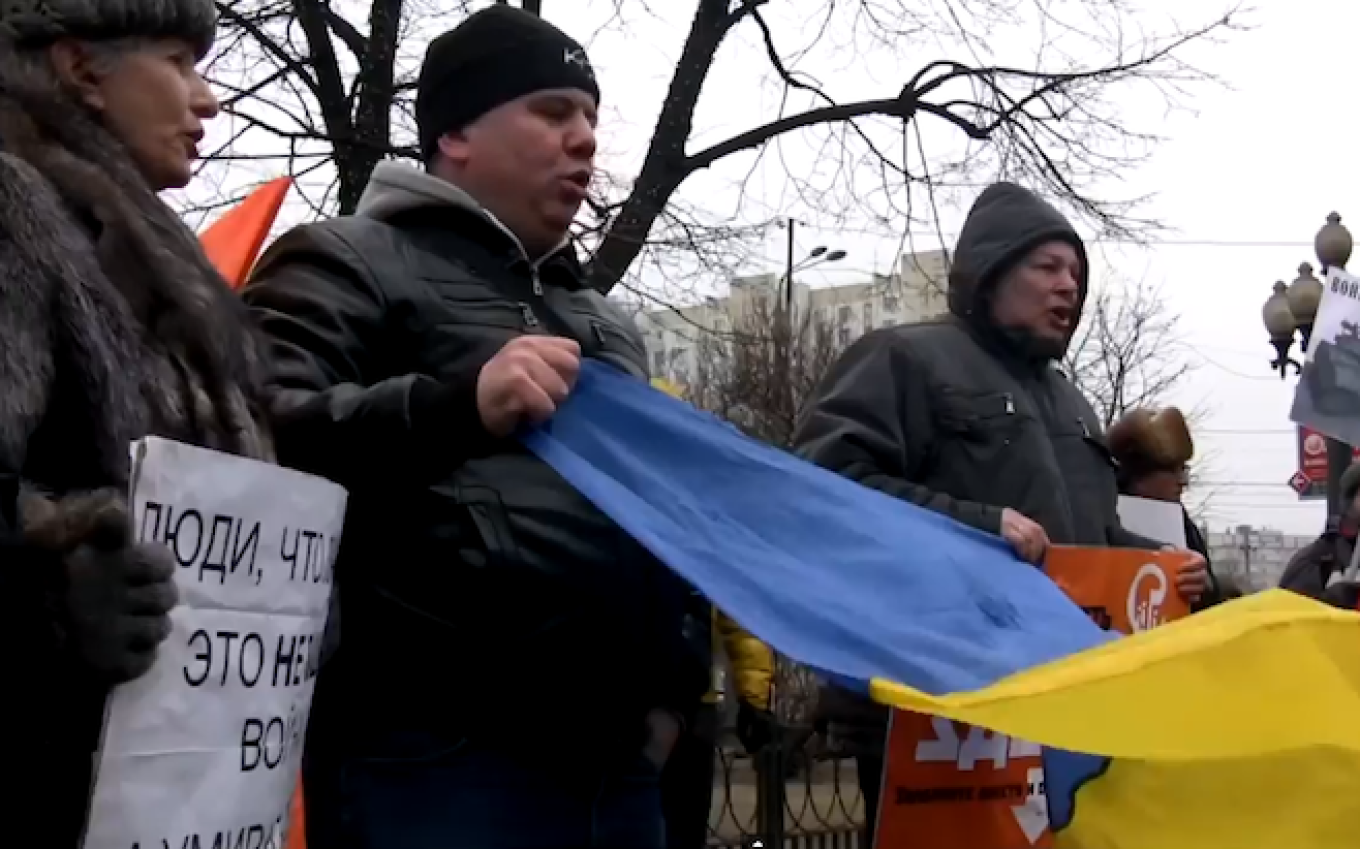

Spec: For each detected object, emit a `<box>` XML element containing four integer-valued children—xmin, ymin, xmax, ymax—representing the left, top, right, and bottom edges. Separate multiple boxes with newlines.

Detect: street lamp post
<box><xmin>781</xmin><ymin>219</ymin><xmax>846</xmax><ymax>310</ymax></box>
<box><xmin>1263</xmin><ymin>212</ymin><xmax>1355</xmax><ymax>523</ymax></box>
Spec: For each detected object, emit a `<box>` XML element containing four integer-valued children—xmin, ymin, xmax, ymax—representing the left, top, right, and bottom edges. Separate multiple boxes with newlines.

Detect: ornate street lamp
<box><xmin>1263</xmin><ymin>213</ymin><xmax>1355</xmax><ymax>523</ymax></box>
<box><xmin>1263</xmin><ymin>280</ymin><xmax>1299</xmax><ymax>377</ymax></box>
<box><xmin>1316</xmin><ymin>211</ymin><xmax>1353</xmax><ymax>272</ymax></box>
<box><xmin>1286</xmin><ymin>262</ymin><xmax>1323</xmax><ymax>349</ymax></box>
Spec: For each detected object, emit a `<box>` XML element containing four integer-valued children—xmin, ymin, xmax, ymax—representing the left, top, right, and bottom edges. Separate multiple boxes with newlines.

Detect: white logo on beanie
<box><xmin>564</xmin><ymin>47</ymin><xmax>593</xmax><ymax>76</ymax></box>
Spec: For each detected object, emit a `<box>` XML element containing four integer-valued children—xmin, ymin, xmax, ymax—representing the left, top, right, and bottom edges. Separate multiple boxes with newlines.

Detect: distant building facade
<box><xmin>1206</xmin><ymin>525</ymin><xmax>1314</xmax><ymax>591</ymax></box>
<box><xmin>634</xmin><ymin>250</ymin><xmax>949</xmax><ymax>385</ymax></box>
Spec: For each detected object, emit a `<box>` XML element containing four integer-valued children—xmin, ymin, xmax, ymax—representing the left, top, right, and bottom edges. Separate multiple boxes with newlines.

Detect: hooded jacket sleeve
<box><xmin>793</xmin><ymin>330</ymin><xmax>1005</xmax><ymax>535</ymax></box>
<box><xmin>243</xmin><ymin>224</ymin><xmax>497</xmax><ymax>490</ymax></box>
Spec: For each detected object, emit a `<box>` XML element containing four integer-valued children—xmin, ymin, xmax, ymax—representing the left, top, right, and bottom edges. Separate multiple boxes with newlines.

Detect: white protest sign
<box><xmin>1116</xmin><ymin>495</ymin><xmax>1187</xmax><ymax>549</ymax></box>
<box><xmin>1291</xmin><ymin>265</ymin><xmax>1360</xmax><ymax>447</ymax></box>
<box><xmin>82</xmin><ymin>437</ymin><xmax>347</xmax><ymax>849</ymax></box>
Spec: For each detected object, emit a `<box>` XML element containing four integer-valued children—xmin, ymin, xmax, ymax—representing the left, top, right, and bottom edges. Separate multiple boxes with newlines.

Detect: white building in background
<box><xmin>1205</xmin><ymin>525</ymin><xmax>1313</xmax><ymax>591</ymax></box>
<box><xmin>635</xmin><ymin>250</ymin><xmax>950</xmax><ymax>385</ymax></box>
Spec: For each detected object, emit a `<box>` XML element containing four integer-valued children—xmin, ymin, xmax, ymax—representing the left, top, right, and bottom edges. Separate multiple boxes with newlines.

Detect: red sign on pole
<box><xmin>1289</xmin><ymin>470</ymin><xmax>1311</xmax><ymax>496</ymax></box>
<box><xmin>1294</xmin><ymin>425</ymin><xmax>1360</xmax><ymax>500</ymax></box>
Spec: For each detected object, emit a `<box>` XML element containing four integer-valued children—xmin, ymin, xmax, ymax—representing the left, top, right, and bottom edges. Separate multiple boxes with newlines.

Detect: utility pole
<box><xmin>784</xmin><ymin>218</ymin><xmax>795</xmax><ymax>312</ymax></box>
<box><xmin>1236</xmin><ymin>524</ymin><xmax>1258</xmax><ymax>589</ymax></box>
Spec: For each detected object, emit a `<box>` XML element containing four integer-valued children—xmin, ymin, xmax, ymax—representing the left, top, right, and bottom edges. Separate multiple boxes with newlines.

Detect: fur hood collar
<box><xmin>0</xmin><ymin>43</ymin><xmax>270</xmax><ymax>486</ymax></box>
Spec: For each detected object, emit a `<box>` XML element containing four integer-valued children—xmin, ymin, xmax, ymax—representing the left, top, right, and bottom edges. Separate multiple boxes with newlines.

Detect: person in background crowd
<box><xmin>0</xmin><ymin>2</ymin><xmax>271</xmax><ymax>844</ymax></box>
<box><xmin>1280</xmin><ymin>461</ymin><xmax>1360</xmax><ymax>610</ymax></box>
<box><xmin>660</xmin><ymin>603</ymin><xmax>776</xmax><ymax>849</ymax></box>
<box><xmin>791</xmin><ymin>181</ymin><xmax>1211</xmax><ymax>846</ymax></box>
<box><xmin>243</xmin><ymin>7</ymin><xmax>707</xmax><ymax>848</ymax></box>
<box><xmin>1107</xmin><ymin>405</ymin><xmax>1224</xmax><ymax>609</ymax></box>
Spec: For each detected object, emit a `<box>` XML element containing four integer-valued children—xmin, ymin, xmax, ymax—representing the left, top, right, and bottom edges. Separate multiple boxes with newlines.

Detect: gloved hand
<box><xmin>1322</xmin><ymin>580</ymin><xmax>1360</xmax><ymax>611</ymax></box>
<box><xmin>63</xmin><ymin>500</ymin><xmax>179</xmax><ymax>683</ymax></box>
<box><xmin>737</xmin><ymin>699</ymin><xmax>776</xmax><ymax>755</ymax></box>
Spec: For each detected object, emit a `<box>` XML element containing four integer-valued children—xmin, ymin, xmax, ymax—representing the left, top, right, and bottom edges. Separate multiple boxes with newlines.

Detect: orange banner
<box><xmin>874</xmin><ymin>547</ymin><xmax>1191</xmax><ymax>849</ymax></box>
<box><xmin>199</xmin><ymin>177</ymin><xmax>292</xmax><ymax>290</ymax></box>
<box><xmin>1046</xmin><ymin>545</ymin><xmax>1192</xmax><ymax>634</ymax></box>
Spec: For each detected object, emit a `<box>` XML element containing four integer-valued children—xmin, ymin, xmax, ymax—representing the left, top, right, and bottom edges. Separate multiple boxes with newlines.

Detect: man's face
<box><xmin>56</xmin><ymin>38</ymin><xmax>219</xmax><ymax>192</ymax></box>
<box><xmin>438</xmin><ymin>88</ymin><xmax>597</xmax><ymax>258</ymax></box>
<box><xmin>989</xmin><ymin>241</ymin><xmax>1083</xmax><ymax>358</ymax></box>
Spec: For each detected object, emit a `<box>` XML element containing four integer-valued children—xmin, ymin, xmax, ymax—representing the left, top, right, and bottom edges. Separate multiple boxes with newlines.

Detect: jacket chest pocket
<box><xmin>933</xmin><ymin>388</ymin><xmax>1030</xmax><ymax>477</ymax></box>
<box><xmin>452</xmin><ymin>300</ymin><xmax>543</xmax><ymax>330</ymax></box>
<box><xmin>582</xmin><ymin>316</ymin><xmax>647</xmax><ymax>377</ymax></box>
<box><xmin>420</xmin><ymin>298</ymin><xmax>539</xmax><ymax>382</ymax></box>
<box><xmin>936</xmin><ymin>388</ymin><xmax>1024</xmax><ymax>442</ymax></box>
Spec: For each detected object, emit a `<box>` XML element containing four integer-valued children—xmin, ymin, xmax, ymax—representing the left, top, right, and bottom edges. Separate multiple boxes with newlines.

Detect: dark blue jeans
<box><xmin>335</xmin><ymin>735</ymin><xmax>665</xmax><ymax>849</ymax></box>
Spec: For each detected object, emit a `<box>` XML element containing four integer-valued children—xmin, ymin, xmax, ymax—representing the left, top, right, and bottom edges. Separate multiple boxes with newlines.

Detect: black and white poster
<box><xmin>1291</xmin><ymin>265</ymin><xmax>1360</xmax><ymax>447</ymax></box>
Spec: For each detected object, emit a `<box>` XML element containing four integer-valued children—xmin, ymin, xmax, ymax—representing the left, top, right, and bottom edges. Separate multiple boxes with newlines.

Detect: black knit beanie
<box><xmin>416</xmin><ymin>6</ymin><xmax>600</xmax><ymax>161</ymax></box>
<box><xmin>0</xmin><ymin>0</ymin><xmax>217</xmax><ymax>59</ymax></box>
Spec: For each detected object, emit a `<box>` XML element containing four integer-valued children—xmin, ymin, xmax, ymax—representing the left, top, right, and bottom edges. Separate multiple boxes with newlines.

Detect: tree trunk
<box><xmin>585</xmin><ymin>0</ymin><xmax>733</xmax><ymax>291</ymax></box>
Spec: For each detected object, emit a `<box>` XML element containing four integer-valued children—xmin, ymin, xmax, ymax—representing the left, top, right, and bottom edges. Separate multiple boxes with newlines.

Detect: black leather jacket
<box><xmin>244</xmin><ymin>165</ymin><xmax>707</xmax><ymax>756</ymax></box>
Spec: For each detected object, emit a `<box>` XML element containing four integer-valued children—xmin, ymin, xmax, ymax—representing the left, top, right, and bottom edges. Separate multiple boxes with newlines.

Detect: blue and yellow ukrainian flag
<box><xmin>525</xmin><ymin>362</ymin><xmax>1360</xmax><ymax>849</ymax></box>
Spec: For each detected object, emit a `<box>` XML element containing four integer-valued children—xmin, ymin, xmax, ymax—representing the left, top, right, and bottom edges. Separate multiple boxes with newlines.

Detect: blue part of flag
<box><xmin>522</xmin><ymin>361</ymin><xmax>1114</xmax><ymax>827</ymax></box>
<box><xmin>1043</xmin><ymin>749</ymin><xmax>1112</xmax><ymax>829</ymax></box>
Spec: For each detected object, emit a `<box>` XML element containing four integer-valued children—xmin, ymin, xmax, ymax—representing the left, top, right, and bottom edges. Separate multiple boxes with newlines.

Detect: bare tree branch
<box><xmin>1064</xmin><ymin>278</ymin><xmax>1196</xmax><ymax>430</ymax></box>
<box><xmin>685</xmin><ymin>293</ymin><xmax>846</xmax><ymax>449</ymax></box>
<box><xmin>187</xmin><ymin>0</ymin><xmax>1242</xmax><ymax>303</ymax></box>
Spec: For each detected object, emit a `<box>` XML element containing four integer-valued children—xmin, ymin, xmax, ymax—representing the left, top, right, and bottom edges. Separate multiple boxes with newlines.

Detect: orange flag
<box><xmin>197</xmin><ymin>176</ymin><xmax>308</xmax><ymax>849</ymax></box>
<box><xmin>199</xmin><ymin>177</ymin><xmax>293</xmax><ymax>290</ymax></box>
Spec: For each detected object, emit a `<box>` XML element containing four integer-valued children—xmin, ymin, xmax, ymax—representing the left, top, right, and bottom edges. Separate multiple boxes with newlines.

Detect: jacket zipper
<box><xmin>531</xmin><ymin>269</ymin><xmax>543</xmax><ymax>296</ymax></box>
<box><xmin>1003</xmin><ymin>393</ymin><xmax>1015</xmax><ymax>415</ymax></box>
<box><xmin>519</xmin><ymin>302</ymin><xmax>539</xmax><ymax>328</ymax></box>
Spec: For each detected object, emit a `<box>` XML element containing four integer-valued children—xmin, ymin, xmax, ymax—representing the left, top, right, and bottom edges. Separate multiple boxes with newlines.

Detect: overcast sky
<box><xmin>201</xmin><ymin>0</ymin><xmax>1358</xmax><ymax>535</ymax></box>
<box><xmin>544</xmin><ymin>0</ymin><xmax>1355</xmax><ymax>535</ymax></box>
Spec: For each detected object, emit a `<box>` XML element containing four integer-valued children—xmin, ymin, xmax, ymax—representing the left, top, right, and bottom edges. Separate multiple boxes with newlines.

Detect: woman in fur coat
<box><xmin>0</xmin><ymin>2</ymin><xmax>270</xmax><ymax>841</ymax></box>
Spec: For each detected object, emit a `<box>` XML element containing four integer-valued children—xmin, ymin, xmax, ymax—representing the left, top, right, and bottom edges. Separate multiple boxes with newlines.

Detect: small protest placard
<box><xmin>1291</xmin><ymin>265</ymin><xmax>1360</xmax><ymax>447</ymax></box>
<box><xmin>81</xmin><ymin>437</ymin><xmax>347</xmax><ymax>849</ymax></box>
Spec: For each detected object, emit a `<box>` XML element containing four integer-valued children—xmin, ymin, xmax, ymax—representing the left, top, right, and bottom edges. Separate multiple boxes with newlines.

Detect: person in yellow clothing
<box><xmin>650</xmin><ymin>378</ymin><xmax>777</xmax><ymax>848</ymax></box>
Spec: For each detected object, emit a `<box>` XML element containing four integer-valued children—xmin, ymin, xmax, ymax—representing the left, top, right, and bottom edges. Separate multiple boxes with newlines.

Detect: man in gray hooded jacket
<box><xmin>242</xmin><ymin>7</ymin><xmax>705</xmax><ymax>848</ymax></box>
<box><xmin>793</xmin><ymin>181</ymin><xmax>1209</xmax><ymax>843</ymax></box>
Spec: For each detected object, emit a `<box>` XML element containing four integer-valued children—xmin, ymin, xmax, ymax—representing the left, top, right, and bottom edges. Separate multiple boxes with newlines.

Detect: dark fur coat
<box><xmin>0</xmin><ymin>43</ymin><xmax>271</xmax><ymax>844</ymax></box>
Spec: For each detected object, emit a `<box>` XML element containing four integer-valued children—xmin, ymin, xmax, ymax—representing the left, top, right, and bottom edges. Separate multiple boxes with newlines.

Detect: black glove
<box><xmin>1322</xmin><ymin>580</ymin><xmax>1360</xmax><ymax>611</ymax></box>
<box><xmin>737</xmin><ymin>699</ymin><xmax>776</xmax><ymax>755</ymax></box>
<box><xmin>63</xmin><ymin>502</ymin><xmax>178</xmax><ymax>683</ymax></box>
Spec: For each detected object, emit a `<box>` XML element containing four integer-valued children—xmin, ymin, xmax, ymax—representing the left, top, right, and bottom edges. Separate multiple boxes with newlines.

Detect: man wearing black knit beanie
<box><xmin>244</xmin><ymin>6</ymin><xmax>706</xmax><ymax>848</ymax></box>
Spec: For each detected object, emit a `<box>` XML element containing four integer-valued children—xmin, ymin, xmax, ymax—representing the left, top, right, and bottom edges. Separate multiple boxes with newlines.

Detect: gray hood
<box><xmin>356</xmin><ymin>161</ymin><xmax>486</xmax><ymax>223</ymax></box>
<box><xmin>356</xmin><ymin>162</ymin><xmax>567</xmax><ymax>264</ymax></box>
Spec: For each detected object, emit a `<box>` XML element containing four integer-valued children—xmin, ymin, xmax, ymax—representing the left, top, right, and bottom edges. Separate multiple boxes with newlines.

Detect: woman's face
<box><xmin>1132</xmin><ymin>467</ymin><xmax>1187</xmax><ymax>503</ymax></box>
<box><xmin>56</xmin><ymin>38</ymin><xmax>219</xmax><ymax>191</ymax></box>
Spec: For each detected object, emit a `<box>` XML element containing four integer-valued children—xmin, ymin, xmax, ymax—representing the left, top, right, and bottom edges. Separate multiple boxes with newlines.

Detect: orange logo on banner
<box><xmin>874</xmin><ymin>547</ymin><xmax>1191</xmax><ymax>849</ymax></box>
<box><xmin>1046</xmin><ymin>546</ymin><xmax>1192</xmax><ymax>634</ymax></box>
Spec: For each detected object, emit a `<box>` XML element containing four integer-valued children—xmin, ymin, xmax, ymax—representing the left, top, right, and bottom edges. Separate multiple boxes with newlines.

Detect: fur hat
<box><xmin>0</xmin><ymin>0</ymin><xmax>217</xmax><ymax>59</ymax></box>
<box><xmin>1107</xmin><ymin>407</ymin><xmax>1194</xmax><ymax>478</ymax></box>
